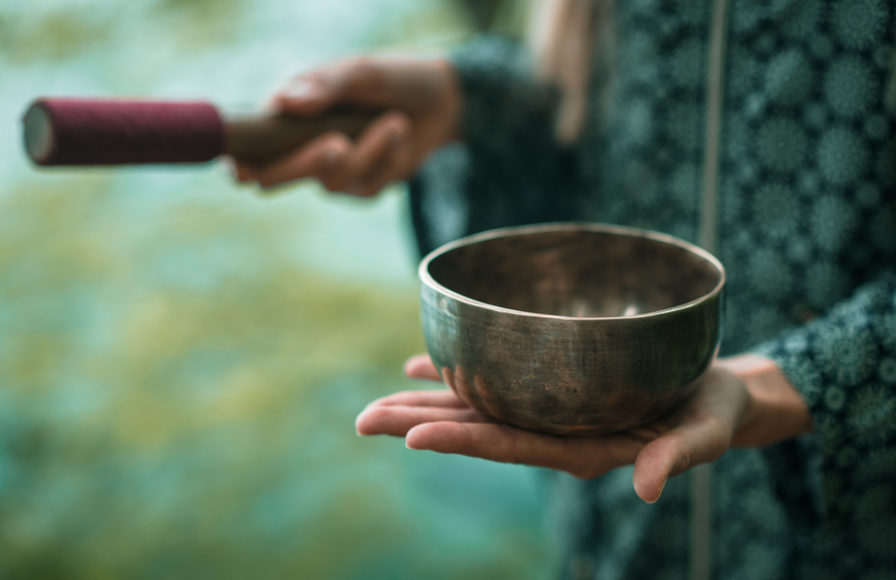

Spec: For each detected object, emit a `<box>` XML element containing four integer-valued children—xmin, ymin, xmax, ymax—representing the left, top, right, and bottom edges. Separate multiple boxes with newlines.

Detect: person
<box><xmin>233</xmin><ymin>1</ymin><xmax>896</xmax><ymax>578</ymax></box>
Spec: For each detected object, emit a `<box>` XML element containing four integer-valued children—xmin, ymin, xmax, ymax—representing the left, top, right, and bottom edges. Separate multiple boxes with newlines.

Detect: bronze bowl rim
<box><xmin>418</xmin><ymin>222</ymin><xmax>726</xmax><ymax>321</ymax></box>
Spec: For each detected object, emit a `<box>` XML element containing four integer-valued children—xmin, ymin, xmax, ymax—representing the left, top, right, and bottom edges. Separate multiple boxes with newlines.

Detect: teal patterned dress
<box><xmin>408</xmin><ymin>1</ymin><xmax>896</xmax><ymax>578</ymax></box>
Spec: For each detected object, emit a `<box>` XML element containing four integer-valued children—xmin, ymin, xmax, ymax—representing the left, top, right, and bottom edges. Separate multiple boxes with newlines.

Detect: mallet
<box><xmin>22</xmin><ymin>97</ymin><xmax>377</xmax><ymax>166</ymax></box>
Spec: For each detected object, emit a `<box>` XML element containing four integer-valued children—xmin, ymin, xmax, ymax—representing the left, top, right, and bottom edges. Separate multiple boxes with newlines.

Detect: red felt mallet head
<box><xmin>23</xmin><ymin>97</ymin><xmax>378</xmax><ymax>167</ymax></box>
<box><xmin>23</xmin><ymin>98</ymin><xmax>225</xmax><ymax>165</ymax></box>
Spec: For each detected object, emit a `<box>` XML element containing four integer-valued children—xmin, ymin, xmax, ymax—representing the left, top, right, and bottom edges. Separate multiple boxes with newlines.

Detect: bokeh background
<box><xmin>0</xmin><ymin>1</ymin><xmax>556</xmax><ymax>578</ymax></box>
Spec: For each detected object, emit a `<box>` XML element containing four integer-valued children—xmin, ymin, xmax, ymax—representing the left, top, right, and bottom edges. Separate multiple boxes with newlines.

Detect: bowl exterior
<box><xmin>420</xmin><ymin>283</ymin><xmax>723</xmax><ymax>435</ymax></box>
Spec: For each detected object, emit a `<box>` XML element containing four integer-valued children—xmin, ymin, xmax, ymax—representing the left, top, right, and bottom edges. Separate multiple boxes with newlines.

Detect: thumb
<box><xmin>274</xmin><ymin>60</ymin><xmax>398</xmax><ymax>115</ymax></box>
<box><xmin>273</xmin><ymin>74</ymin><xmax>336</xmax><ymax>115</ymax></box>
<box><xmin>631</xmin><ymin>419</ymin><xmax>729</xmax><ymax>503</ymax></box>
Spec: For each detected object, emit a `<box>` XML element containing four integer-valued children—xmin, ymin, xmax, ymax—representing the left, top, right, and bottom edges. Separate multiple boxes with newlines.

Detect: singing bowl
<box><xmin>418</xmin><ymin>223</ymin><xmax>726</xmax><ymax>435</ymax></box>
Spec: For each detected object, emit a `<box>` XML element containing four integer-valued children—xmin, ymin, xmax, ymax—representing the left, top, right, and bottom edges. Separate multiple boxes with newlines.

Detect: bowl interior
<box><xmin>426</xmin><ymin>226</ymin><xmax>723</xmax><ymax>318</ymax></box>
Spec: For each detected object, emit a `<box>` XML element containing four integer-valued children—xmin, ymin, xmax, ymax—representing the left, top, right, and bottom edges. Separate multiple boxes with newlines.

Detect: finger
<box><xmin>631</xmin><ymin>418</ymin><xmax>729</xmax><ymax>503</ymax></box>
<box><xmin>275</xmin><ymin>59</ymin><xmax>399</xmax><ymax>115</ymax></box>
<box><xmin>234</xmin><ymin>164</ymin><xmax>254</xmax><ymax>183</ymax></box>
<box><xmin>631</xmin><ymin>369</ymin><xmax>748</xmax><ymax>503</ymax></box>
<box><xmin>353</xmin><ymin>114</ymin><xmax>413</xmax><ymax>196</ymax></box>
<box><xmin>405</xmin><ymin>422</ymin><xmax>643</xmax><ymax>478</ymax></box>
<box><xmin>403</xmin><ymin>354</ymin><xmax>441</xmax><ymax>382</ymax></box>
<box><xmin>355</xmin><ymin>405</ymin><xmax>485</xmax><ymax>437</ymax></box>
<box><xmin>249</xmin><ymin>132</ymin><xmax>350</xmax><ymax>190</ymax></box>
<box><xmin>371</xmin><ymin>389</ymin><xmax>467</xmax><ymax>409</ymax></box>
<box><xmin>273</xmin><ymin>72</ymin><xmax>335</xmax><ymax>115</ymax></box>
<box><xmin>336</xmin><ymin>112</ymin><xmax>410</xmax><ymax>197</ymax></box>
<box><xmin>225</xmin><ymin>158</ymin><xmax>255</xmax><ymax>184</ymax></box>
<box><xmin>631</xmin><ymin>434</ymin><xmax>682</xmax><ymax>503</ymax></box>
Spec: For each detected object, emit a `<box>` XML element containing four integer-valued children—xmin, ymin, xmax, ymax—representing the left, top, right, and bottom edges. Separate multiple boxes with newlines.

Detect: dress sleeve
<box><xmin>451</xmin><ymin>36</ymin><xmax>560</xmax><ymax>168</ymax></box>
<box><xmin>753</xmin><ymin>270</ymin><xmax>896</xmax><ymax>568</ymax></box>
<box><xmin>408</xmin><ymin>36</ymin><xmax>584</xmax><ymax>256</ymax></box>
<box><xmin>755</xmin><ymin>275</ymin><xmax>896</xmax><ymax>456</ymax></box>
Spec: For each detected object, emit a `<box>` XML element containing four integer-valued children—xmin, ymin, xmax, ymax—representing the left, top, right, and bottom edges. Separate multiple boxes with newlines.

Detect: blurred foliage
<box><xmin>0</xmin><ymin>175</ymin><xmax>549</xmax><ymax>579</ymax></box>
<box><xmin>0</xmin><ymin>179</ymin><xmax>417</xmax><ymax>579</ymax></box>
<box><xmin>0</xmin><ymin>9</ymin><xmax>114</xmax><ymax>62</ymax></box>
<box><xmin>458</xmin><ymin>0</ymin><xmax>529</xmax><ymax>37</ymax></box>
<box><xmin>0</xmin><ymin>0</ymin><xmax>549</xmax><ymax>579</ymax></box>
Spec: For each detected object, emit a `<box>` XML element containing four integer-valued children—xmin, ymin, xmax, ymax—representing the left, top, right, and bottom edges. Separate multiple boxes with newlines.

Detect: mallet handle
<box><xmin>223</xmin><ymin>110</ymin><xmax>375</xmax><ymax>162</ymax></box>
<box><xmin>23</xmin><ymin>98</ymin><xmax>377</xmax><ymax>166</ymax></box>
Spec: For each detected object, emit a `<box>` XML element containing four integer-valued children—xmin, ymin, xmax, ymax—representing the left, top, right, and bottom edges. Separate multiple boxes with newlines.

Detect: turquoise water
<box><xmin>0</xmin><ymin>1</ymin><xmax>552</xmax><ymax>578</ymax></box>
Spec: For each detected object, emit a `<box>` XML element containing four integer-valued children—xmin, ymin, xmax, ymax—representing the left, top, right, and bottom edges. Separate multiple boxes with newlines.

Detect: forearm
<box><xmin>720</xmin><ymin>354</ymin><xmax>813</xmax><ymax>448</ymax></box>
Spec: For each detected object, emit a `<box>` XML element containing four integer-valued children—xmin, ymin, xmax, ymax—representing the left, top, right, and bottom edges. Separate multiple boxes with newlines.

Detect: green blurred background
<box><xmin>0</xmin><ymin>1</ymin><xmax>554</xmax><ymax>578</ymax></box>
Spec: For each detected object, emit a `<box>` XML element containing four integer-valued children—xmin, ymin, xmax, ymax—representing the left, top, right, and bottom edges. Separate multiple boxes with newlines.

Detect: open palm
<box><xmin>356</xmin><ymin>354</ymin><xmax>758</xmax><ymax>503</ymax></box>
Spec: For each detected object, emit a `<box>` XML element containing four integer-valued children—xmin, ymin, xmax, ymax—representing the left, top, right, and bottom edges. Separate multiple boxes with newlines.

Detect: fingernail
<box><xmin>651</xmin><ymin>478</ymin><xmax>668</xmax><ymax>504</ymax></box>
<box><xmin>324</xmin><ymin>147</ymin><xmax>341</xmax><ymax>162</ymax></box>
<box><xmin>405</xmin><ymin>426</ymin><xmax>423</xmax><ymax>450</ymax></box>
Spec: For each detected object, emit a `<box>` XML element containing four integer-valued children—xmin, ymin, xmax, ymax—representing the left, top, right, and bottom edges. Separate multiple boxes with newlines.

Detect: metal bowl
<box><xmin>418</xmin><ymin>223</ymin><xmax>725</xmax><ymax>435</ymax></box>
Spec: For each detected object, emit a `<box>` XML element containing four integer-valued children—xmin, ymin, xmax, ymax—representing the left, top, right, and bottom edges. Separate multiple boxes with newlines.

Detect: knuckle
<box><xmin>341</xmin><ymin>58</ymin><xmax>381</xmax><ymax>93</ymax></box>
<box><xmin>387</xmin><ymin>111</ymin><xmax>412</xmax><ymax>132</ymax></box>
<box><xmin>317</xmin><ymin>141</ymin><xmax>353</xmax><ymax>190</ymax></box>
<box><xmin>319</xmin><ymin>131</ymin><xmax>352</xmax><ymax>152</ymax></box>
<box><xmin>348</xmin><ymin>57</ymin><xmax>378</xmax><ymax>79</ymax></box>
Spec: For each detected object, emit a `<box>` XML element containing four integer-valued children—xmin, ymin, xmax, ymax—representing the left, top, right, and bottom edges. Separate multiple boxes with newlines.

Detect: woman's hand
<box><xmin>356</xmin><ymin>354</ymin><xmax>812</xmax><ymax>503</ymax></box>
<box><xmin>232</xmin><ymin>56</ymin><xmax>462</xmax><ymax>196</ymax></box>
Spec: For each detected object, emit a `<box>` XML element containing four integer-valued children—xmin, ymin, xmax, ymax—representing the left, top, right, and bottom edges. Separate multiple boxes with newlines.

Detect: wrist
<box><xmin>719</xmin><ymin>354</ymin><xmax>813</xmax><ymax>447</ymax></box>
